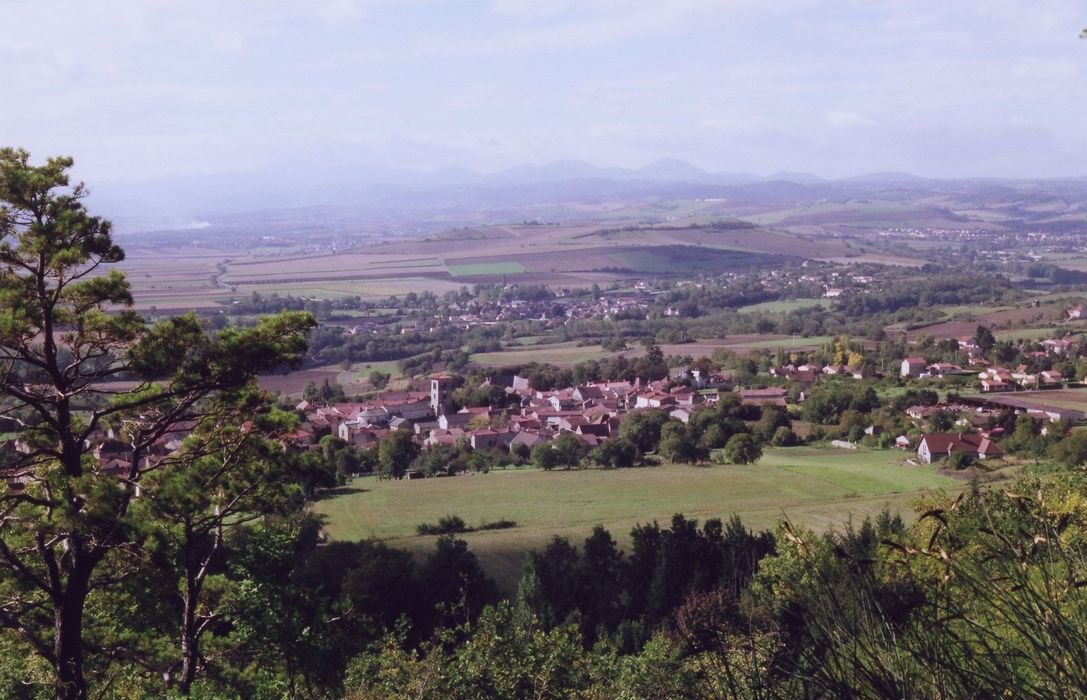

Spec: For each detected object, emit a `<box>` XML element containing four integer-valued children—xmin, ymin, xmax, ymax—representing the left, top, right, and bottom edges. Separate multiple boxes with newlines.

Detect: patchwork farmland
<box><xmin>113</xmin><ymin>221</ymin><xmax>923</xmax><ymax>311</ymax></box>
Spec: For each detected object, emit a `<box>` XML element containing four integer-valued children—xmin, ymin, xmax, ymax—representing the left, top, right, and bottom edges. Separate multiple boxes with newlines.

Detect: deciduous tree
<box><xmin>723</xmin><ymin>434</ymin><xmax>763</xmax><ymax>465</ymax></box>
<box><xmin>377</xmin><ymin>429</ymin><xmax>420</xmax><ymax>479</ymax></box>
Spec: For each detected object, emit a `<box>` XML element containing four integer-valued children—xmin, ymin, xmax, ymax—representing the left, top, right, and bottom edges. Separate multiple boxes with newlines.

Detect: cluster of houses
<box><xmin>901</xmin><ymin>359</ymin><xmax>1060</xmax><ymax>392</ymax></box>
<box><xmin>771</xmin><ymin>363</ymin><xmax>864</xmax><ymax>384</ymax></box>
<box><xmin>900</xmin><ymin>331</ymin><xmax>1078</xmax><ymax>391</ymax></box>
<box><xmin>351</xmin><ymin>265</ymin><xmax>885</xmax><ymax>338</ymax></box>
<box><xmin>975</xmin><ymin>366</ymin><xmax>1065</xmax><ymax>392</ymax></box>
<box><xmin>896</xmin><ymin>390</ymin><xmax>1087</xmax><ymax>464</ymax></box>
<box><xmin>899</xmin><ymin>357</ymin><xmax>975</xmax><ymax>379</ymax></box>
<box><xmin>2</xmin><ymin>416</ymin><xmax>199</xmax><ymax>494</ymax></box>
<box><xmin>289</xmin><ymin>372</ymin><xmax>735</xmax><ymax>458</ymax></box>
<box><xmin>7</xmin><ymin>323</ymin><xmax>1087</xmax><ymax>484</ymax></box>
<box><xmin>897</xmin><ymin>401</ymin><xmax>1009</xmax><ymax>462</ymax></box>
<box><xmin>894</xmin><ymin>332</ymin><xmax>1087</xmax><ymax>463</ymax></box>
<box><xmin>383</xmin><ymin>290</ymin><xmax>660</xmax><ymax>336</ymax></box>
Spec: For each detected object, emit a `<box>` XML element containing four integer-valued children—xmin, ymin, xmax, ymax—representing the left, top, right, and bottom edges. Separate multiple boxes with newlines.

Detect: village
<box><xmin>294</xmin><ymin>263</ymin><xmax>877</xmax><ymax>342</ymax></box>
<box><xmin>5</xmin><ymin>317</ymin><xmax>1082</xmax><ymax>489</ymax></box>
<box><xmin>279</xmin><ymin>319</ymin><xmax>1087</xmax><ymax>476</ymax></box>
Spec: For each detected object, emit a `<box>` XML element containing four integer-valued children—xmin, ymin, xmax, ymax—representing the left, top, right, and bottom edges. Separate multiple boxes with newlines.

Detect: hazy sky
<box><xmin>2</xmin><ymin>0</ymin><xmax>1085</xmax><ymax>182</ymax></box>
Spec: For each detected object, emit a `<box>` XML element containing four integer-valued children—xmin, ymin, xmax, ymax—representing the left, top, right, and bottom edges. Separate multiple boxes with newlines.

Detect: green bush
<box><xmin>417</xmin><ymin>514</ymin><xmax>469</xmax><ymax>536</ymax></box>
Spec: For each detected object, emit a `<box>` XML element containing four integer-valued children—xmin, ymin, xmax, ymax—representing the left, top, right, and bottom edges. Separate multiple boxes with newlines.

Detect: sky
<box><xmin>2</xmin><ymin>0</ymin><xmax>1086</xmax><ymax>185</ymax></box>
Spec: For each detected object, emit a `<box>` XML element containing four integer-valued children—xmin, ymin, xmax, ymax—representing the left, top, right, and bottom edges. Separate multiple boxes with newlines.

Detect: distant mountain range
<box><xmin>88</xmin><ymin>158</ymin><xmax>825</xmax><ymax>223</ymax></box>
<box><xmin>89</xmin><ymin>157</ymin><xmax>1087</xmax><ymax>235</ymax></box>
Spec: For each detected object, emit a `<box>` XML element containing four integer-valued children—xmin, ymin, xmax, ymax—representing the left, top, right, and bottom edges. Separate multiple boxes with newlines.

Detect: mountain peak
<box><xmin>636</xmin><ymin>158</ymin><xmax>708</xmax><ymax>181</ymax></box>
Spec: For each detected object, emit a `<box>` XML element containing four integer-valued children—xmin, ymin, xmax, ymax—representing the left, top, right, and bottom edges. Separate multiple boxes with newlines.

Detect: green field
<box><xmin>995</xmin><ymin>326</ymin><xmax>1066</xmax><ymax>341</ymax></box>
<box><xmin>447</xmin><ymin>261</ymin><xmax>527</xmax><ymax>277</ymax></box>
<box><xmin>337</xmin><ymin>360</ymin><xmax>405</xmax><ymax>385</ymax></box>
<box><xmin>610</xmin><ymin>247</ymin><xmax>781</xmax><ymax>275</ymax></box>
<box><xmin>935</xmin><ymin>303</ymin><xmax>1013</xmax><ymax>318</ymax></box>
<box><xmin>313</xmin><ymin>446</ymin><xmax>957</xmax><ymax>589</ymax></box>
<box><xmin>508</xmin><ymin>335</ymin><xmax>549</xmax><ymax>346</ymax></box>
<box><xmin>470</xmin><ymin>342</ymin><xmax>612</xmax><ymax>368</ymax></box>
<box><xmin>727</xmin><ymin>335</ymin><xmax>835</xmax><ymax>350</ymax></box>
<box><xmin>737</xmin><ymin>298</ymin><xmax>834</xmax><ymax>313</ymax></box>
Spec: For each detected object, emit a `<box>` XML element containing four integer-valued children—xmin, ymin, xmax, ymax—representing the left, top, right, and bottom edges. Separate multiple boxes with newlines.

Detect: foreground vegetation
<box><xmin>348</xmin><ymin>473</ymin><xmax>1087</xmax><ymax>699</ymax></box>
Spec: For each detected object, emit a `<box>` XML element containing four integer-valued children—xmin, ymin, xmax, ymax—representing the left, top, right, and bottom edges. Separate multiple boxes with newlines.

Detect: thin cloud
<box><xmin>2</xmin><ymin>0</ymin><xmax>1086</xmax><ymax>182</ymax></box>
<box><xmin>825</xmin><ymin>111</ymin><xmax>876</xmax><ymax>128</ymax></box>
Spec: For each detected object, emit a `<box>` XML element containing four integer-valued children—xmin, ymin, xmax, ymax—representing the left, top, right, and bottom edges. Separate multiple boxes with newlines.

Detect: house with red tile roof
<box><xmin>634</xmin><ymin>391</ymin><xmax>676</xmax><ymax>409</ymax></box>
<box><xmin>739</xmin><ymin>388</ymin><xmax>788</xmax><ymax>407</ymax></box>
<box><xmin>917</xmin><ymin>432</ymin><xmax>1003</xmax><ymax>464</ymax></box>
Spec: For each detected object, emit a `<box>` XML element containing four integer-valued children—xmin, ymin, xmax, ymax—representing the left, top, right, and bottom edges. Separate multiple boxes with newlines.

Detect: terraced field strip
<box><xmin>246</xmin><ymin>278</ymin><xmax>466</xmax><ymax>298</ymax></box>
<box><xmin>447</xmin><ymin>261</ymin><xmax>528</xmax><ymax>276</ymax></box>
<box><xmin>725</xmin><ymin>335</ymin><xmax>835</xmax><ymax>350</ymax></box>
<box><xmin>935</xmin><ymin>304</ymin><xmax>1014</xmax><ymax>318</ymax></box>
<box><xmin>995</xmin><ymin>325</ymin><xmax>1087</xmax><ymax>341</ymax></box>
<box><xmin>962</xmin><ymin>388</ymin><xmax>1087</xmax><ymax>413</ymax></box>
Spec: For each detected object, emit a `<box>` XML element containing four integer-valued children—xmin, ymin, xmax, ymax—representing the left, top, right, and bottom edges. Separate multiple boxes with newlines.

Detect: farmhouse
<box><xmin>739</xmin><ymin>387</ymin><xmax>789</xmax><ymax>407</ymax></box>
<box><xmin>980</xmin><ymin>378</ymin><xmax>1013</xmax><ymax>393</ymax></box>
<box><xmin>470</xmin><ymin>428</ymin><xmax>513</xmax><ymax>451</ymax></box>
<box><xmin>823</xmin><ymin>364</ymin><xmax>862</xmax><ymax>379</ymax></box>
<box><xmin>1025</xmin><ymin>407</ymin><xmax>1083</xmax><ymax>422</ymax></box>
<box><xmin>901</xmin><ymin>357</ymin><xmax>927</xmax><ymax>378</ymax></box>
<box><xmin>927</xmin><ymin>362</ymin><xmax>968</xmax><ymax>377</ymax></box>
<box><xmin>916</xmin><ymin>432</ymin><xmax>1004</xmax><ymax>464</ymax></box>
<box><xmin>770</xmin><ymin>365</ymin><xmax>818</xmax><ymax>384</ymax></box>
<box><xmin>1039</xmin><ymin>370</ymin><xmax>1064</xmax><ymax>386</ymax></box>
<box><xmin>509</xmin><ymin>430</ymin><xmax>547</xmax><ymax>450</ymax></box>
<box><xmin>1042</xmin><ymin>338</ymin><xmax>1074</xmax><ymax>355</ymax></box>
<box><xmin>905</xmin><ymin>405</ymin><xmax>942</xmax><ymax>421</ymax></box>
<box><xmin>669</xmin><ymin>407</ymin><xmax>694</xmax><ymax>424</ymax></box>
<box><xmin>634</xmin><ymin>391</ymin><xmax>676</xmax><ymax>409</ymax></box>
<box><xmin>668</xmin><ymin>386</ymin><xmax>703</xmax><ymax>408</ymax></box>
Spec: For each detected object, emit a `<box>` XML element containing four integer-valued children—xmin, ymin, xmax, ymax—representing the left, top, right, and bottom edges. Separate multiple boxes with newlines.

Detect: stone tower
<box><xmin>430</xmin><ymin>374</ymin><xmax>453</xmax><ymax>416</ymax></box>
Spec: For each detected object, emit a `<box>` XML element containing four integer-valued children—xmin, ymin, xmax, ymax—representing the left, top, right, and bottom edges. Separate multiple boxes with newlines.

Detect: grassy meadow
<box><xmin>470</xmin><ymin>341</ymin><xmax>613</xmax><ymax>367</ymax></box>
<box><xmin>737</xmin><ymin>298</ymin><xmax>835</xmax><ymax>313</ymax></box>
<box><xmin>313</xmin><ymin>446</ymin><xmax>958</xmax><ymax>590</ymax></box>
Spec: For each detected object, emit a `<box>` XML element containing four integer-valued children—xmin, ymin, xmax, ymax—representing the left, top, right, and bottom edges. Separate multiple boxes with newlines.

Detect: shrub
<box><xmin>477</xmin><ymin>519</ymin><xmax>517</xmax><ymax>531</ymax></box>
<box><xmin>947</xmin><ymin>451</ymin><xmax>976</xmax><ymax>470</ymax></box>
<box><xmin>770</xmin><ymin>426</ymin><xmax>797</xmax><ymax>447</ymax></box>
<box><xmin>417</xmin><ymin>514</ymin><xmax>469</xmax><ymax>536</ymax></box>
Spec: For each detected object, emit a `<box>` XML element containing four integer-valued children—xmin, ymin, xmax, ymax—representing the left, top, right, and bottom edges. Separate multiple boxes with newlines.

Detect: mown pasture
<box><xmin>470</xmin><ymin>342</ymin><xmax>613</xmax><ymax>368</ymax></box>
<box><xmin>313</xmin><ymin>446</ymin><xmax>958</xmax><ymax>590</ymax></box>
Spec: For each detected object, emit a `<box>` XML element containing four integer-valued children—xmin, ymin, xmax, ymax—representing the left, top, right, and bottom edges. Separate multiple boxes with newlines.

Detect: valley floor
<box><xmin>313</xmin><ymin>445</ymin><xmax>959</xmax><ymax>590</ymax></box>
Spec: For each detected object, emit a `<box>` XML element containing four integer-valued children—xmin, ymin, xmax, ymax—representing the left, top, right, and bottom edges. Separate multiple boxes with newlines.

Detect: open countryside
<box><xmin>315</xmin><ymin>446</ymin><xmax>957</xmax><ymax>588</ymax></box>
<box><xmin>7</xmin><ymin>3</ymin><xmax>1087</xmax><ymax>695</ymax></box>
